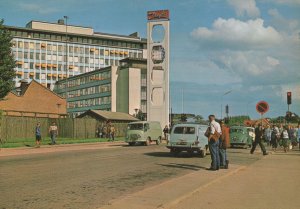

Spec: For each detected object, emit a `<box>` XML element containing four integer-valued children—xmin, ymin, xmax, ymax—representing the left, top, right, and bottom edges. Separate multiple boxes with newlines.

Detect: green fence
<box><xmin>0</xmin><ymin>116</ymin><xmax>128</xmax><ymax>143</ymax></box>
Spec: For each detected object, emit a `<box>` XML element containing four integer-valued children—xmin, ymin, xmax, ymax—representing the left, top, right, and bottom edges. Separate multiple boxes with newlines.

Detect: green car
<box><xmin>230</xmin><ymin>126</ymin><xmax>255</xmax><ymax>148</ymax></box>
<box><xmin>125</xmin><ymin>121</ymin><xmax>162</xmax><ymax>146</ymax></box>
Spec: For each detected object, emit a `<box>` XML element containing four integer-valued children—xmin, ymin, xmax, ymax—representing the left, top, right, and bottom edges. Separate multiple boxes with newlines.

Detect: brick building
<box><xmin>0</xmin><ymin>80</ymin><xmax>67</xmax><ymax>118</ymax></box>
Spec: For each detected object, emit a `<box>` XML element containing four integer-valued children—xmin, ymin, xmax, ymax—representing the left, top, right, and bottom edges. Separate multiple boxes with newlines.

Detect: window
<box><xmin>29</xmin><ymin>42</ymin><xmax>34</xmax><ymax>49</ymax></box>
<box><xmin>41</xmin><ymin>53</ymin><xmax>46</xmax><ymax>60</ymax></box>
<box><xmin>47</xmin><ymin>55</ymin><xmax>52</xmax><ymax>60</ymax></box>
<box><xmin>24</xmin><ymin>63</ymin><xmax>29</xmax><ymax>69</ymax></box>
<box><xmin>174</xmin><ymin>127</ymin><xmax>195</xmax><ymax>134</ymax></box>
<box><xmin>58</xmin><ymin>55</ymin><xmax>63</xmax><ymax>61</ymax></box>
<box><xmin>24</xmin><ymin>42</ymin><xmax>29</xmax><ymax>49</ymax></box>
<box><xmin>18</xmin><ymin>41</ymin><xmax>23</xmax><ymax>48</ymax></box>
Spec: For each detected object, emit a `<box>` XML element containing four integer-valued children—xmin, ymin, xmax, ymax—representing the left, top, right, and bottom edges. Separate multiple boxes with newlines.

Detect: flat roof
<box><xmin>5</xmin><ymin>20</ymin><xmax>146</xmax><ymax>42</ymax></box>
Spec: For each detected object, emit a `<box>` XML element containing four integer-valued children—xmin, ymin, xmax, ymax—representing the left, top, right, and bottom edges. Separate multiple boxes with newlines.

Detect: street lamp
<box><xmin>221</xmin><ymin>90</ymin><xmax>232</xmax><ymax>119</ymax></box>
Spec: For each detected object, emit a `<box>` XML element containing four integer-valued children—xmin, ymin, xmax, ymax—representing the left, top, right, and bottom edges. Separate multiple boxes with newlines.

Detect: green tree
<box><xmin>0</xmin><ymin>19</ymin><xmax>16</xmax><ymax>98</ymax></box>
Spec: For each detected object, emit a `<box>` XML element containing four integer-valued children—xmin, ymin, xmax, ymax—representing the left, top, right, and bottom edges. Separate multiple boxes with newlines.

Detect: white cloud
<box><xmin>268</xmin><ymin>9</ymin><xmax>299</xmax><ymax>33</ymax></box>
<box><xmin>266</xmin><ymin>56</ymin><xmax>280</xmax><ymax>66</ymax></box>
<box><xmin>227</xmin><ymin>0</ymin><xmax>260</xmax><ymax>18</ymax></box>
<box><xmin>261</xmin><ymin>0</ymin><xmax>300</xmax><ymax>5</ymax></box>
<box><xmin>191</xmin><ymin>18</ymin><xmax>282</xmax><ymax>50</ymax></box>
<box><xmin>18</xmin><ymin>3</ymin><xmax>59</xmax><ymax>14</ymax></box>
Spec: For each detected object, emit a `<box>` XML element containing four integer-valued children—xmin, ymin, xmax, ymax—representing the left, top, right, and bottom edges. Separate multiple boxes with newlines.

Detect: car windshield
<box><xmin>128</xmin><ymin>123</ymin><xmax>144</xmax><ymax>130</ymax></box>
<box><xmin>230</xmin><ymin>128</ymin><xmax>244</xmax><ymax>133</ymax></box>
<box><xmin>174</xmin><ymin>127</ymin><xmax>195</xmax><ymax>134</ymax></box>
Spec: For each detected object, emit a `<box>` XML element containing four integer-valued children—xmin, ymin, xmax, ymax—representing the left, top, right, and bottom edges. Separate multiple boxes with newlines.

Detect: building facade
<box><xmin>53</xmin><ymin>58</ymin><xmax>147</xmax><ymax>118</ymax></box>
<box><xmin>0</xmin><ymin>80</ymin><xmax>67</xmax><ymax>118</ymax></box>
<box><xmin>6</xmin><ymin>20</ymin><xmax>147</xmax><ymax>89</ymax></box>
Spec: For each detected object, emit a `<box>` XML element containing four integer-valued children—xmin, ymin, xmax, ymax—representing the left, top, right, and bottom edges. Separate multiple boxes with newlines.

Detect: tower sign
<box><xmin>147</xmin><ymin>10</ymin><xmax>170</xmax><ymax>128</ymax></box>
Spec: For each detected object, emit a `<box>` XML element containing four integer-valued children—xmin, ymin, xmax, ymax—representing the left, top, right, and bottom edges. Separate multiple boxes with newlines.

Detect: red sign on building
<box><xmin>147</xmin><ymin>10</ymin><xmax>170</xmax><ymax>20</ymax></box>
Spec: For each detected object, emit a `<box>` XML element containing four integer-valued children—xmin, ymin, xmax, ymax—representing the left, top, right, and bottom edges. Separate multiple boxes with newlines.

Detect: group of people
<box><xmin>35</xmin><ymin>122</ymin><xmax>58</xmax><ymax>147</ymax></box>
<box><xmin>264</xmin><ymin>124</ymin><xmax>300</xmax><ymax>152</ymax></box>
<box><xmin>96</xmin><ymin>122</ymin><xmax>116</xmax><ymax>141</ymax></box>
<box><xmin>206</xmin><ymin>115</ymin><xmax>300</xmax><ymax>171</ymax></box>
<box><xmin>206</xmin><ymin>115</ymin><xmax>230</xmax><ymax>171</ymax></box>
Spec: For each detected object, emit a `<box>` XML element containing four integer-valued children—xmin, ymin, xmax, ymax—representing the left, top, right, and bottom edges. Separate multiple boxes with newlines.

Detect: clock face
<box><xmin>151</xmin><ymin>45</ymin><xmax>165</xmax><ymax>64</ymax></box>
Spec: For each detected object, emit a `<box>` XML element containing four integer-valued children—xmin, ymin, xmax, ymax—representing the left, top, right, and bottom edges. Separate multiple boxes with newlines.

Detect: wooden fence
<box><xmin>0</xmin><ymin>115</ymin><xmax>128</xmax><ymax>142</ymax></box>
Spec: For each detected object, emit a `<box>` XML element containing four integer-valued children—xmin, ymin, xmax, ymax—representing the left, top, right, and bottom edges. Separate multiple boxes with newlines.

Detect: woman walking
<box><xmin>281</xmin><ymin>126</ymin><xmax>290</xmax><ymax>153</ymax></box>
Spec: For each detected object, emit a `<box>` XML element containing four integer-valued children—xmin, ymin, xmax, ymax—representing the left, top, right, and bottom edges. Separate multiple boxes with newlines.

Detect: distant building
<box><xmin>5</xmin><ymin>20</ymin><xmax>147</xmax><ymax>89</ymax></box>
<box><xmin>0</xmin><ymin>80</ymin><xmax>67</xmax><ymax>118</ymax></box>
<box><xmin>53</xmin><ymin>58</ymin><xmax>147</xmax><ymax>118</ymax></box>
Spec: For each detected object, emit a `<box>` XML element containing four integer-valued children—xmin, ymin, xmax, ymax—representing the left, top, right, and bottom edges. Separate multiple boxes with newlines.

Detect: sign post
<box><xmin>256</xmin><ymin>101</ymin><xmax>269</xmax><ymax>126</ymax></box>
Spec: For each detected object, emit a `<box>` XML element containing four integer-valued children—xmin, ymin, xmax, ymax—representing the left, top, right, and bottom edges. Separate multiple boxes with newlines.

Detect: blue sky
<box><xmin>1</xmin><ymin>0</ymin><xmax>299</xmax><ymax>119</ymax></box>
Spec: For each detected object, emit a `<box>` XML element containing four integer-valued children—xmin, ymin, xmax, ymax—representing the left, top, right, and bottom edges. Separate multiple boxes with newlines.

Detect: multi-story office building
<box><xmin>5</xmin><ymin>20</ymin><xmax>147</xmax><ymax>89</ymax></box>
<box><xmin>54</xmin><ymin>58</ymin><xmax>147</xmax><ymax>118</ymax></box>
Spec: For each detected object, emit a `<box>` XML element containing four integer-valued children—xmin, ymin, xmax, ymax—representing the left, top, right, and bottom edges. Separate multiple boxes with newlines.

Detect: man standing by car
<box><xmin>220</xmin><ymin>120</ymin><xmax>230</xmax><ymax>169</ymax></box>
<box><xmin>250</xmin><ymin>124</ymin><xmax>268</xmax><ymax>155</ymax></box>
<box><xmin>207</xmin><ymin>115</ymin><xmax>222</xmax><ymax>171</ymax></box>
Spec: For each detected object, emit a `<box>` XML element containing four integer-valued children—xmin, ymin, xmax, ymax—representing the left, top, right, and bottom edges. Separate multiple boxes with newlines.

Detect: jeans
<box><xmin>208</xmin><ymin>139</ymin><xmax>220</xmax><ymax>169</ymax></box>
<box><xmin>50</xmin><ymin>134</ymin><xmax>56</xmax><ymax>144</ymax></box>
<box><xmin>219</xmin><ymin>148</ymin><xmax>227</xmax><ymax>166</ymax></box>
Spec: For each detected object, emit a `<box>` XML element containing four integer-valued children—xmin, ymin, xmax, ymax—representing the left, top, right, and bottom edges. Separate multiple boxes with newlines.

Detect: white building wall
<box><xmin>110</xmin><ymin>66</ymin><xmax>118</xmax><ymax>112</ymax></box>
<box><xmin>128</xmin><ymin>68</ymin><xmax>141</xmax><ymax>115</ymax></box>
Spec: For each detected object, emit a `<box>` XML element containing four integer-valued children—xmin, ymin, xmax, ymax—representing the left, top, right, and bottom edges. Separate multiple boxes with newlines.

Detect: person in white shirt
<box><xmin>207</xmin><ymin>115</ymin><xmax>221</xmax><ymax>171</ymax></box>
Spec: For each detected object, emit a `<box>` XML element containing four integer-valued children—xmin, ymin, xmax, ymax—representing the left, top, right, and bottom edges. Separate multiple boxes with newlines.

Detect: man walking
<box><xmin>297</xmin><ymin>124</ymin><xmax>300</xmax><ymax>150</ymax></box>
<box><xmin>206</xmin><ymin>115</ymin><xmax>221</xmax><ymax>171</ymax></box>
<box><xmin>49</xmin><ymin>122</ymin><xmax>58</xmax><ymax>145</ymax></box>
<box><xmin>250</xmin><ymin>124</ymin><xmax>268</xmax><ymax>155</ymax></box>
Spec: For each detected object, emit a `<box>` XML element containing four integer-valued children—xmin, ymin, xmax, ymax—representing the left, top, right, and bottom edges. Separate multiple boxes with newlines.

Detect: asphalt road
<box><xmin>0</xmin><ymin>144</ymin><xmax>263</xmax><ymax>209</ymax></box>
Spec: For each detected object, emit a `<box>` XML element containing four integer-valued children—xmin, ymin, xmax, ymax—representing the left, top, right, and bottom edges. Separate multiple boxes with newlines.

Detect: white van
<box><xmin>167</xmin><ymin>123</ymin><xmax>208</xmax><ymax>157</ymax></box>
<box><xmin>125</xmin><ymin>121</ymin><xmax>162</xmax><ymax>146</ymax></box>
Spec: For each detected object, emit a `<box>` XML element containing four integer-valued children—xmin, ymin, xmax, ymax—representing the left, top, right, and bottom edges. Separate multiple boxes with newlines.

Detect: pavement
<box><xmin>100</xmin><ymin>150</ymin><xmax>300</xmax><ymax>209</ymax></box>
<box><xmin>0</xmin><ymin>141</ymin><xmax>126</xmax><ymax>157</ymax></box>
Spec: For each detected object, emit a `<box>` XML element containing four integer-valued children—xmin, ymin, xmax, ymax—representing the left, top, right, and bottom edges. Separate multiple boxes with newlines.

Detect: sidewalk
<box><xmin>0</xmin><ymin>141</ymin><xmax>126</xmax><ymax>157</ymax></box>
<box><xmin>100</xmin><ymin>150</ymin><xmax>300</xmax><ymax>209</ymax></box>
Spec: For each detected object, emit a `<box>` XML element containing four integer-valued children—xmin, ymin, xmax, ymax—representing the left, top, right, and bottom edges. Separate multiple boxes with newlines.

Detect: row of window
<box><xmin>57</xmin><ymin>71</ymin><xmax>111</xmax><ymax>89</ymax></box>
<box><xmin>13</xmin><ymin>40</ymin><xmax>142</xmax><ymax>58</ymax></box>
<box><xmin>68</xmin><ymin>84</ymin><xmax>111</xmax><ymax>98</ymax></box>
<box><xmin>68</xmin><ymin>97</ymin><xmax>111</xmax><ymax>108</ymax></box>
<box><xmin>10</xmin><ymin>29</ymin><xmax>146</xmax><ymax>49</ymax></box>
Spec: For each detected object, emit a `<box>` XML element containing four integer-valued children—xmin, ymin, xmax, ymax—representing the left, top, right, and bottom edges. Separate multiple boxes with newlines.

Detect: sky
<box><xmin>0</xmin><ymin>0</ymin><xmax>299</xmax><ymax>119</ymax></box>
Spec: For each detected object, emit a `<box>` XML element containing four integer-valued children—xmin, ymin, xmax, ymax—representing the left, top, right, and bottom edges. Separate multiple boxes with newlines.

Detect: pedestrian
<box><xmin>110</xmin><ymin>125</ymin><xmax>115</xmax><ymax>141</ymax></box>
<box><xmin>206</xmin><ymin>115</ymin><xmax>221</xmax><ymax>171</ymax></box>
<box><xmin>264</xmin><ymin>125</ymin><xmax>272</xmax><ymax>146</ymax></box>
<box><xmin>281</xmin><ymin>126</ymin><xmax>290</xmax><ymax>153</ymax></box>
<box><xmin>250</xmin><ymin>124</ymin><xmax>268</xmax><ymax>155</ymax></box>
<box><xmin>297</xmin><ymin>124</ymin><xmax>300</xmax><ymax>150</ymax></box>
<box><xmin>270</xmin><ymin>125</ymin><xmax>280</xmax><ymax>152</ymax></box>
<box><xmin>35</xmin><ymin>122</ymin><xmax>42</xmax><ymax>148</ymax></box>
<box><xmin>163</xmin><ymin>125</ymin><xmax>169</xmax><ymax>141</ymax></box>
<box><xmin>288</xmin><ymin>125</ymin><xmax>296</xmax><ymax>149</ymax></box>
<box><xmin>102</xmin><ymin>126</ymin><xmax>107</xmax><ymax>139</ymax></box>
<box><xmin>49</xmin><ymin>122</ymin><xmax>58</xmax><ymax>145</ymax></box>
<box><xmin>220</xmin><ymin>120</ymin><xmax>230</xmax><ymax>169</ymax></box>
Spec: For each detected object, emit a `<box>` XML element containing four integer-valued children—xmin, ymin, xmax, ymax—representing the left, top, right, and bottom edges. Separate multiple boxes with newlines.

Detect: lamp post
<box><xmin>221</xmin><ymin>90</ymin><xmax>232</xmax><ymax>119</ymax></box>
<box><xmin>63</xmin><ymin>16</ymin><xmax>68</xmax><ymax>99</ymax></box>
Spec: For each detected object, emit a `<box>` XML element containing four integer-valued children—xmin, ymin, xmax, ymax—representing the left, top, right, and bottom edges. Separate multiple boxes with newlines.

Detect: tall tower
<box><xmin>147</xmin><ymin>10</ymin><xmax>170</xmax><ymax>128</ymax></box>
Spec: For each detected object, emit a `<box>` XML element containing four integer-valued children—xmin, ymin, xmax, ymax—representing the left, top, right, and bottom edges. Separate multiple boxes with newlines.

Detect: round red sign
<box><xmin>256</xmin><ymin>101</ymin><xmax>269</xmax><ymax>114</ymax></box>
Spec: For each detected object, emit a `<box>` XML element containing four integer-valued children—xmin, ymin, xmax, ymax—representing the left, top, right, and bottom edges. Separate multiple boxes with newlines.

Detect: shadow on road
<box><xmin>157</xmin><ymin>163</ymin><xmax>207</xmax><ymax>171</ymax></box>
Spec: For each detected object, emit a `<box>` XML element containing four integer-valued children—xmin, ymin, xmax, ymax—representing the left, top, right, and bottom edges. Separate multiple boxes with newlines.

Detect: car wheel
<box><xmin>156</xmin><ymin>137</ymin><xmax>161</xmax><ymax>145</ymax></box>
<box><xmin>199</xmin><ymin>149</ymin><xmax>206</xmax><ymax>158</ymax></box>
<box><xmin>145</xmin><ymin>137</ymin><xmax>151</xmax><ymax>146</ymax></box>
<box><xmin>128</xmin><ymin>142</ymin><xmax>135</xmax><ymax>146</ymax></box>
<box><xmin>170</xmin><ymin>148</ymin><xmax>180</xmax><ymax>156</ymax></box>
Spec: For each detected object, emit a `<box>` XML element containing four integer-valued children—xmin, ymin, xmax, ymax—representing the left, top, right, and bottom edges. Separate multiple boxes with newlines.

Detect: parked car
<box><xmin>230</xmin><ymin>126</ymin><xmax>254</xmax><ymax>148</ymax></box>
<box><xmin>167</xmin><ymin>123</ymin><xmax>208</xmax><ymax>157</ymax></box>
<box><xmin>125</xmin><ymin>121</ymin><xmax>162</xmax><ymax>146</ymax></box>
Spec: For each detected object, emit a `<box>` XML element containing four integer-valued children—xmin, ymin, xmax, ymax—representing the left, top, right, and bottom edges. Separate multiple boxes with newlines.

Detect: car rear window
<box><xmin>230</xmin><ymin>128</ymin><xmax>244</xmax><ymax>133</ymax></box>
<box><xmin>174</xmin><ymin>127</ymin><xmax>195</xmax><ymax>134</ymax></box>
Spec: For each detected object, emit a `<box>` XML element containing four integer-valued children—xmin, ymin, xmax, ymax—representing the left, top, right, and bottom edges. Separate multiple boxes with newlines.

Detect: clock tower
<box><xmin>147</xmin><ymin>10</ymin><xmax>170</xmax><ymax>128</ymax></box>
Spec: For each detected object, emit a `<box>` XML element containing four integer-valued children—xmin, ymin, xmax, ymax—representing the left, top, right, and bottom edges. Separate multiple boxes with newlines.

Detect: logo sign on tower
<box><xmin>147</xmin><ymin>10</ymin><xmax>170</xmax><ymax>20</ymax></box>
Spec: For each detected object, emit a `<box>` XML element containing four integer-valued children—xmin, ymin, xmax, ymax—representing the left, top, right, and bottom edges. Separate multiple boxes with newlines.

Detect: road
<box><xmin>0</xmin><ymin>144</ymin><xmax>262</xmax><ymax>209</ymax></box>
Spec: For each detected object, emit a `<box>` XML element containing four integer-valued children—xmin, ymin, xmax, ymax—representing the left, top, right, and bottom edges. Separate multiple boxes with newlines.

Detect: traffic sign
<box><xmin>256</xmin><ymin>101</ymin><xmax>269</xmax><ymax>114</ymax></box>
